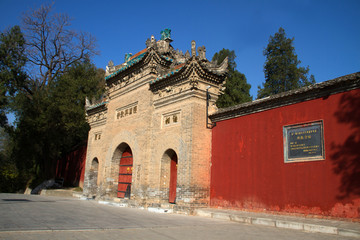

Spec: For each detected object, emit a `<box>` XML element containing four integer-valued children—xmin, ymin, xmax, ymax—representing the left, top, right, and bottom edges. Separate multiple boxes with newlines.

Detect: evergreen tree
<box><xmin>51</xmin><ymin>60</ymin><xmax>105</xmax><ymax>152</ymax></box>
<box><xmin>0</xmin><ymin>26</ymin><xmax>27</xmax><ymax>127</ymax></box>
<box><xmin>11</xmin><ymin>60</ymin><xmax>104</xmax><ymax>183</ymax></box>
<box><xmin>257</xmin><ymin>27</ymin><xmax>315</xmax><ymax>99</ymax></box>
<box><xmin>0</xmin><ymin>3</ymin><xmax>102</xmax><ymax>189</ymax></box>
<box><xmin>0</xmin><ymin>127</ymin><xmax>20</xmax><ymax>192</ymax></box>
<box><xmin>212</xmin><ymin>49</ymin><xmax>252</xmax><ymax>108</ymax></box>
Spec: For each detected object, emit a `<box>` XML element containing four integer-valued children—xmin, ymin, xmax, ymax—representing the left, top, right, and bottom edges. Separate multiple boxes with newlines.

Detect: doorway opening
<box><xmin>114</xmin><ymin>144</ymin><xmax>133</xmax><ymax>198</ymax></box>
<box><xmin>160</xmin><ymin>149</ymin><xmax>178</xmax><ymax>203</ymax></box>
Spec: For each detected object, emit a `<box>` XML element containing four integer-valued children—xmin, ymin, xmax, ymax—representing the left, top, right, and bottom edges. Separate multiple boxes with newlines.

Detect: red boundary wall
<box><xmin>55</xmin><ymin>145</ymin><xmax>87</xmax><ymax>188</ymax></box>
<box><xmin>210</xmin><ymin>89</ymin><xmax>360</xmax><ymax>219</ymax></box>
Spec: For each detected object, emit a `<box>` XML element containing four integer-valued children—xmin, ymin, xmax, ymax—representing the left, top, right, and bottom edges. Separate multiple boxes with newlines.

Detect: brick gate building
<box><xmin>83</xmin><ymin>30</ymin><xmax>228</xmax><ymax>210</ymax></box>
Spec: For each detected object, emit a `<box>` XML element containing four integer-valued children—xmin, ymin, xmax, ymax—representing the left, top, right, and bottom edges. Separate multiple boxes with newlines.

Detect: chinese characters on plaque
<box><xmin>283</xmin><ymin>121</ymin><xmax>324</xmax><ymax>163</ymax></box>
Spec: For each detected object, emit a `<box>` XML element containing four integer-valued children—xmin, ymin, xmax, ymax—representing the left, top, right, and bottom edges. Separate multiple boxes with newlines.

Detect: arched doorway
<box><xmin>160</xmin><ymin>149</ymin><xmax>178</xmax><ymax>203</ymax></box>
<box><xmin>117</xmin><ymin>146</ymin><xmax>133</xmax><ymax>198</ymax></box>
<box><xmin>89</xmin><ymin>158</ymin><xmax>99</xmax><ymax>196</ymax></box>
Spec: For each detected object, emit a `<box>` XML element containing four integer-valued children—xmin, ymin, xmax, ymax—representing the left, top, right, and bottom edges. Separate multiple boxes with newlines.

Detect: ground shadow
<box><xmin>331</xmin><ymin>91</ymin><xmax>360</xmax><ymax>199</ymax></box>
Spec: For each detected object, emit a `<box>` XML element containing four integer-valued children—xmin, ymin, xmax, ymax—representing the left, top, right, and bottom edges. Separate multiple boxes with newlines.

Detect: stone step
<box><xmin>39</xmin><ymin>188</ymin><xmax>82</xmax><ymax>198</ymax></box>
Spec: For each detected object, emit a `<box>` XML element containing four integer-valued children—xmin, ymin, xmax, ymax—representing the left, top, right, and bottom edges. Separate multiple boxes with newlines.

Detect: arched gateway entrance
<box><xmin>115</xmin><ymin>145</ymin><xmax>133</xmax><ymax>198</ymax></box>
<box><xmin>161</xmin><ymin>149</ymin><xmax>178</xmax><ymax>203</ymax></box>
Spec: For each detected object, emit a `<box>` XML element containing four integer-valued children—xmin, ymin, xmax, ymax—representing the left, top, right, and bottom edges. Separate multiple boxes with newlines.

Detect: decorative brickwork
<box><xmin>83</xmin><ymin>30</ymin><xmax>227</xmax><ymax>209</ymax></box>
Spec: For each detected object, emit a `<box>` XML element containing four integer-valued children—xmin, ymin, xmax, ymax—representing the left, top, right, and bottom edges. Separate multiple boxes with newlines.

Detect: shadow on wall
<box><xmin>56</xmin><ymin>145</ymin><xmax>87</xmax><ymax>187</ymax></box>
<box><xmin>331</xmin><ymin>91</ymin><xmax>360</xmax><ymax>200</ymax></box>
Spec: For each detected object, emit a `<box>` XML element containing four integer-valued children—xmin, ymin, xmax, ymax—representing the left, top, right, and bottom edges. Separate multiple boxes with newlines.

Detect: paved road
<box><xmin>0</xmin><ymin>194</ymin><xmax>355</xmax><ymax>239</ymax></box>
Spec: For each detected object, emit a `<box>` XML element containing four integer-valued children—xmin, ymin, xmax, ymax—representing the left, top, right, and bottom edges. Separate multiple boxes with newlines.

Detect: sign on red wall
<box><xmin>283</xmin><ymin>120</ymin><xmax>325</xmax><ymax>163</ymax></box>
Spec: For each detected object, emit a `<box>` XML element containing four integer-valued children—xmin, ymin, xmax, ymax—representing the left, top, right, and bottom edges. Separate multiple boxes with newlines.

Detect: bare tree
<box><xmin>22</xmin><ymin>3</ymin><xmax>97</xmax><ymax>92</ymax></box>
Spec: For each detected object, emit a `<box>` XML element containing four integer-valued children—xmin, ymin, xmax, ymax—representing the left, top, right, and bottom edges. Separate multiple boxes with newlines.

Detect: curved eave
<box><xmin>199</xmin><ymin>59</ymin><xmax>228</xmax><ymax>76</ymax></box>
<box><xmin>150</xmin><ymin>64</ymin><xmax>185</xmax><ymax>85</ymax></box>
<box><xmin>86</xmin><ymin>101</ymin><xmax>108</xmax><ymax>114</ymax></box>
<box><xmin>149</xmin><ymin>58</ymin><xmax>227</xmax><ymax>90</ymax></box>
<box><xmin>105</xmin><ymin>51</ymin><xmax>148</xmax><ymax>81</ymax></box>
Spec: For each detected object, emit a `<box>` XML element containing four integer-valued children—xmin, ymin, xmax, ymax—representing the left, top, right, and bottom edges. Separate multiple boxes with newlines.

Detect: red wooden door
<box><xmin>117</xmin><ymin>147</ymin><xmax>133</xmax><ymax>198</ymax></box>
<box><xmin>169</xmin><ymin>154</ymin><xmax>178</xmax><ymax>203</ymax></box>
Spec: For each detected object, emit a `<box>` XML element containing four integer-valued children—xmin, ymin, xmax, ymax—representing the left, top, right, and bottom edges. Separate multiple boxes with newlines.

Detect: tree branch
<box><xmin>21</xmin><ymin>2</ymin><xmax>98</xmax><ymax>92</ymax></box>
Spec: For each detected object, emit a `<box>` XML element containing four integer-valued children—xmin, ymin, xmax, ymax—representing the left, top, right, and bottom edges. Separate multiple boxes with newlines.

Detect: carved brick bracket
<box><xmin>189</xmin><ymin>70</ymin><xmax>199</xmax><ymax>89</ymax></box>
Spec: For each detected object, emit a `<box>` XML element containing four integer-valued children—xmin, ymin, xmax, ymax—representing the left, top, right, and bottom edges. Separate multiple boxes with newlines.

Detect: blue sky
<box><xmin>1</xmin><ymin>0</ymin><xmax>359</xmax><ymax>98</ymax></box>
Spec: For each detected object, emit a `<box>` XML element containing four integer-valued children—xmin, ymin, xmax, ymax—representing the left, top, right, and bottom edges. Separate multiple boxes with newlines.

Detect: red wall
<box><xmin>210</xmin><ymin>89</ymin><xmax>360</xmax><ymax>219</ymax></box>
<box><xmin>56</xmin><ymin>145</ymin><xmax>87</xmax><ymax>188</ymax></box>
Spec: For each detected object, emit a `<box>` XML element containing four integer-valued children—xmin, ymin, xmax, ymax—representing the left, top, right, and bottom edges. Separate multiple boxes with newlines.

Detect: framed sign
<box><xmin>283</xmin><ymin>120</ymin><xmax>325</xmax><ymax>163</ymax></box>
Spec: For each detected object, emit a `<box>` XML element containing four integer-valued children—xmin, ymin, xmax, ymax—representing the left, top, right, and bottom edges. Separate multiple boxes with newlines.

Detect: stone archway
<box><xmin>160</xmin><ymin>149</ymin><xmax>178</xmax><ymax>203</ymax></box>
<box><xmin>112</xmin><ymin>143</ymin><xmax>134</xmax><ymax>199</ymax></box>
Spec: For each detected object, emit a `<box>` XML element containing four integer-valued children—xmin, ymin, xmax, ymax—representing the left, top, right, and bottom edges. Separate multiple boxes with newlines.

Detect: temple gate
<box><xmin>83</xmin><ymin>29</ymin><xmax>227</xmax><ymax>211</ymax></box>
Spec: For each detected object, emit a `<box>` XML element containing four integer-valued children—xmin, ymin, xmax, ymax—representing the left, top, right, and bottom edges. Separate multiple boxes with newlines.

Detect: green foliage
<box><xmin>212</xmin><ymin>49</ymin><xmax>252</xmax><ymax>108</ymax></box>
<box><xmin>11</xmin><ymin>60</ymin><xmax>104</xmax><ymax>183</ymax></box>
<box><xmin>51</xmin><ymin>60</ymin><xmax>105</xmax><ymax>150</ymax></box>
<box><xmin>0</xmin><ymin>26</ymin><xmax>27</xmax><ymax>127</ymax></box>
<box><xmin>0</xmin><ymin>4</ymin><xmax>102</xmax><ymax>191</ymax></box>
<box><xmin>257</xmin><ymin>27</ymin><xmax>315</xmax><ymax>99</ymax></box>
<box><xmin>0</xmin><ymin>26</ymin><xmax>31</xmax><ymax>192</ymax></box>
<box><xmin>0</xmin><ymin>127</ymin><xmax>26</xmax><ymax>193</ymax></box>
<box><xmin>0</xmin><ymin>127</ymin><xmax>6</xmax><ymax>152</ymax></box>
<box><xmin>0</xmin><ymin>160</ymin><xmax>20</xmax><ymax>193</ymax></box>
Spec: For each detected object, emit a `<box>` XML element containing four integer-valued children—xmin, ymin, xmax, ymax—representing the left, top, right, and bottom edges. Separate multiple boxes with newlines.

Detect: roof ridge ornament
<box><xmin>160</xmin><ymin>29</ymin><xmax>171</xmax><ymax>41</ymax></box>
<box><xmin>146</xmin><ymin>35</ymin><xmax>157</xmax><ymax>48</ymax></box>
<box><xmin>125</xmin><ymin>53</ymin><xmax>133</xmax><ymax>62</ymax></box>
<box><xmin>191</xmin><ymin>40</ymin><xmax>196</xmax><ymax>57</ymax></box>
<box><xmin>198</xmin><ymin>46</ymin><xmax>206</xmax><ymax>60</ymax></box>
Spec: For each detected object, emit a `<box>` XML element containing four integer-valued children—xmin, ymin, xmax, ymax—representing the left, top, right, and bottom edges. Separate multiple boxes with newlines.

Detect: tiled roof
<box><xmin>86</xmin><ymin>101</ymin><xmax>109</xmax><ymax>111</ymax></box>
<box><xmin>174</xmin><ymin>63</ymin><xmax>185</xmax><ymax>70</ymax></box>
<box><xmin>105</xmin><ymin>49</ymin><xmax>148</xmax><ymax>81</ymax></box>
<box><xmin>129</xmin><ymin>48</ymin><xmax>147</xmax><ymax>61</ymax></box>
<box><xmin>160</xmin><ymin>55</ymin><xmax>174</xmax><ymax>62</ymax></box>
<box><xmin>210</xmin><ymin>72</ymin><xmax>360</xmax><ymax>122</ymax></box>
<box><xmin>105</xmin><ymin>47</ymin><xmax>182</xmax><ymax>82</ymax></box>
<box><xmin>149</xmin><ymin>63</ymin><xmax>186</xmax><ymax>85</ymax></box>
